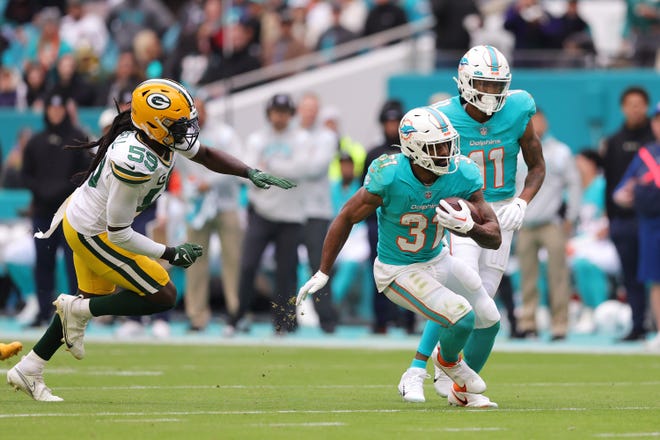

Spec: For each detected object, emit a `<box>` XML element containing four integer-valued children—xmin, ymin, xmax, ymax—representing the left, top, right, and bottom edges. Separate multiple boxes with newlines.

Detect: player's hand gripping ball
<box><xmin>435</xmin><ymin>197</ymin><xmax>482</xmax><ymax>237</ymax></box>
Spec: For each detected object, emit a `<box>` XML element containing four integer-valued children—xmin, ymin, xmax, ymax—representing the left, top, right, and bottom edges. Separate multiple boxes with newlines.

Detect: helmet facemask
<box><xmin>455</xmin><ymin>45</ymin><xmax>511</xmax><ymax>116</ymax></box>
<box><xmin>399</xmin><ymin>107</ymin><xmax>461</xmax><ymax>176</ymax></box>
<box><xmin>457</xmin><ymin>73</ymin><xmax>510</xmax><ymax>115</ymax></box>
<box><xmin>166</xmin><ymin>115</ymin><xmax>200</xmax><ymax>151</ymax></box>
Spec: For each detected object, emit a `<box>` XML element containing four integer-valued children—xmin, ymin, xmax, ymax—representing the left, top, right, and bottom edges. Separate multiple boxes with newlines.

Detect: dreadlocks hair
<box><xmin>67</xmin><ymin>109</ymin><xmax>134</xmax><ymax>186</ymax></box>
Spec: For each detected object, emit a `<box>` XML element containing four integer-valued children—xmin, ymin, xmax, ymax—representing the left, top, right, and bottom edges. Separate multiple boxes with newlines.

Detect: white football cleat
<box><xmin>53</xmin><ymin>294</ymin><xmax>90</xmax><ymax>360</ymax></box>
<box><xmin>431</xmin><ymin>345</ymin><xmax>452</xmax><ymax>397</ymax></box>
<box><xmin>398</xmin><ymin>367</ymin><xmax>429</xmax><ymax>403</ymax></box>
<box><xmin>448</xmin><ymin>383</ymin><xmax>498</xmax><ymax>408</ymax></box>
<box><xmin>7</xmin><ymin>365</ymin><xmax>63</xmax><ymax>402</ymax></box>
<box><xmin>432</xmin><ymin>346</ymin><xmax>486</xmax><ymax>394</ymax></box>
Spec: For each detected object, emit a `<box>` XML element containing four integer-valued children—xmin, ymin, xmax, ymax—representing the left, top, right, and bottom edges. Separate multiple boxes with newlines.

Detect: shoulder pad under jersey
<box><xmin>107</xmin><ymin>132</ymin><xmax>155</xmax><ymax>185</ymax></box>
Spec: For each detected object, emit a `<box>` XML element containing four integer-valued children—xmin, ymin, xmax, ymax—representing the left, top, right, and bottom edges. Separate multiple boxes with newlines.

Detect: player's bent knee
<box><xmin>152</xmin><ymin>282</ymin><xmax>177</xmax><ymax>308</ymax></box>
<box><xmin>450</xmin><ymin>257</ymin><xmax>482</xmax><ymax>292</ymax></box>
<box><xmin>474</xmin><ymin>295</ymin><xmax>501</xmax><ymax>328</ymax></box>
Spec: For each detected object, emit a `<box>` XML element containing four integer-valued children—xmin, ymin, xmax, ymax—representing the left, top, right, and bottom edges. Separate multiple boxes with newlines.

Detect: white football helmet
<box><xmin>399</xmin><ymin>106</ymin><xmax>460</xmax><ymax>175</ymax></box>
<box><xmin>455</xmin><ymin>45</ymin><xmax>511</xmax><ymax>115</ymax></box>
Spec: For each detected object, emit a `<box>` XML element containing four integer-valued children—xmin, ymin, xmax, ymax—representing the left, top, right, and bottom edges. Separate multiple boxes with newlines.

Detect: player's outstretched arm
<box><xmin>297</xmin><ymin>188</ymin><xmax>381</xmax><ymax>305</ymax></box>
<box><xmin>191</xmin><ymin>145</ymin><xmax>296</xmax><ymax>189</ymax></box>
<box><xmin>468</xmin><ymin>190</ymin><xmax>502</xmax><ymax>250</ymax></box>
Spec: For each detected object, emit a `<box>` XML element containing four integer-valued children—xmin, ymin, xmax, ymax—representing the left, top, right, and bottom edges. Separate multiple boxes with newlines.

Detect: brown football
<box><xmin>439</xmin><ymin>196</ymin><xmax>483</xmax><ymax>225</ymax></box>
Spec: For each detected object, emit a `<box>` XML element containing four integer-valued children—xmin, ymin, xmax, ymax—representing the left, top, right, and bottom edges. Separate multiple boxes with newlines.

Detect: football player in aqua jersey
<box><xmin>7</xmin><ymin>78</ymin><xmax>296</xmax><ymax>402</ymax></box>
<box><xmin>398</xmin><ymin>45</ymin><xmax>546</xmax><ymax>408</ymax></box>
<box><xmin>297</xmin><ymin>106</ymin><xmax>502</xmax><ymax>403</ymax></box>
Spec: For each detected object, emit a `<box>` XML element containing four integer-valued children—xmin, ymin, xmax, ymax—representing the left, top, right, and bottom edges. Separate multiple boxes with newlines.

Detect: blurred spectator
<box><xmin>261</xmin><ymin>9</ymin><xmax>308</xmax><ymax>68</ymax></box>
<box><xmin>322</xmin><ymin>106</ymin><xmax>366</xmax><ymax>183</ymax></box>
<box><xmin>166</xmin><ymin>0</ymin><xmax>206</xmax><ymax>53</ymax></box>
<box><xmin>0</xmin><ymin>127</ymin><xmax>32</xmax><ymax>188</ymax></box>
<box><xmin>622</xmin><ymin>0</ymin><xmax>660</xmax><ymax>67</ymax></box>
<box><xmin>339</xmin><ymin>0</ymin><xmax>367</xmax><ymax>35</ymax></box>
<box><xmin>0</xmin><ymin>66</ymin><xmax>20</xmax><ymax>107</ymax></box>
<box><xmin>259</xmin><ymin>0</ymin><xmax>288</xmax><ymax>48</ymax></box>
<box><xmin>303</xmin><ymin>0</ymin><xmax>333</xmax><ymax>49</ymax></box>
<box><xmin>568</xmin><ymin>149</ymin><xmax>621</xmax><ymax>334</ymax></box>
<box><xmin>552</xmin><ymin>0</ymin><xmax>596</xmax><ymax>68</ymax></box>
<box><xmin>515</xmin><ymin>109</ymin><xmax>581</xmax><ymax>341</ymax></box>
<box><xmin>316</xmin><ymin>1</ymin><xmax>358</xmax><ymax>63</ymax></box>
<box><xmin>329</xmin><ymin>152</ymin><xmax>371</xmax><ymax>320</ymax></box>
<box><xmin>198</xmin><ymin>21</ymin><xmax>261</xmax><ymax>91</ymax></box>
<box><xmin>297</xmin><ymin>92</ymin><xmax>339</xmax><ymax>333</ymax></box>
<box><xmin>363</xmin><ymin>0</ymin><xmax>408</xmax><ymax>43</ymax></box>
<box><xmin>22</xmin><ymin>61</ymin><xmax>49</xmax><ymax>110</ymax></box>
<box><xmin>166</xmin><ymin>23</ymin><xmax>214</xmax><ymax>88</ymax></box>
<box><xmin>163</xmin><ymin>0</ymin><xmax>214</xmax><ymax>84</ymax></box>
<box><xmin>94</xmin><ymin>50</ymin><xmax>143</xmax><ymax>107</ymax></box>
<box><xmin>600</xmin><ymin>86</ymin><xmax>654</xmax><ymax>342</ymax></box>
<box><xmin>226</xmin><ymin>93</ymin><xmax>306</xmax><ymax>336</ymax></box>
<box><xmin>234</xmin><ymin>1</ymin><xmax>263</xmax><ymax>47</ymax></box>
<box><xmin>106</xmin><ymin>0</ymin><xmax>174</xmax><ymax>53</ymax></box>
<box><xmin>20</xmin><ymin>91</ymin><xmax>90</xmax><ymax>327</ymax></box>
<box><xmin>25</xmin><ymin>7</ymin><xmax>73</xmax><ymax>75</ymax></box>
<box><xmin>59</xmin><ymin>0</ymin><xmax>109</xmax><ymax>60</ymax></box>
<box><xmin>133</xmin><ymin>29</ymin><xmax>163</xmax><ymax>79</ymax></box>
<box><xmin>613</xmin><ymin>102</ymin><xmax>660</xmax><ymax>350</ymax></box>
<box><xmin>3</xmin><ymin>0</ymin><xmax>39</xmax><ymax>25</ymax></box>
<box><xmin>49</xmin><ymin>53</ymin><xmax>96</xmax><ymax>107</ymax></box>
<box><xmin>430</xmin><ymin>0</ymin><xmax>482</xmax><ymax>68</ymax></box>
<box><xmin>361</xmin><ymin>99</ymin><xmax>415</xmax><ymax>334</ymax></box>
<box><xmin>503</xmin><ymin>0</ymin><xmax>556</xmax><ymax>67</ymax></box>
<box><xmin>177</xmin><ymin>97</ymin><xmax>245</xmax><ymax>332</ymax></box>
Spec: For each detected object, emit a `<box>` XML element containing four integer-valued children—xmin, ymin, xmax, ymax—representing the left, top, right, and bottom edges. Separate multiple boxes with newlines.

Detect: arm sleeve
<box><xmin>105</xmin><ymin>178</ymin><xmax>166</xmax><ymax>259</ymax></box>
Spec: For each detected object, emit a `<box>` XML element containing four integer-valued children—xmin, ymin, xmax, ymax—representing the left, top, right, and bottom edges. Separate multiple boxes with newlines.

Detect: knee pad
<box><xmin>450</xmin><ymin>257</ymin><xmax>482</xmax><ymax>292</ymax></box>
<box><xmin>473</xmin><ymin>294</ymin><xmax>500</xmax><ymax>329</ymax></box>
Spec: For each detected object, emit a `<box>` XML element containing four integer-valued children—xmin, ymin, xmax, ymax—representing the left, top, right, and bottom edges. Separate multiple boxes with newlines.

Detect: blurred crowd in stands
<box><xmin>0</xmin><ymin>0</ymin><xmax>658</xmax><ymax>111</ymax></box>
<box><xmin>0</xmin><ymin>0</ymin><xmax>660</xmax><ymax>347</ymax></box>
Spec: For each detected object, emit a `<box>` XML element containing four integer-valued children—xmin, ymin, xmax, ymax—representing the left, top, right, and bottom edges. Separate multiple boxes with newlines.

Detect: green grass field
<box><xmin>1</xmin><ymin>344</ymin><xmax>659</xmax><ymax>439</ymax></box>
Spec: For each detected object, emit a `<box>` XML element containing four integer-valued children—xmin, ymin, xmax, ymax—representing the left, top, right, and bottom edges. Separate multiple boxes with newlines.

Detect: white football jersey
<box><xmin>66</xmin><ymin>130</ymin><xmax>199</xmax><ymax>236</ymax></box>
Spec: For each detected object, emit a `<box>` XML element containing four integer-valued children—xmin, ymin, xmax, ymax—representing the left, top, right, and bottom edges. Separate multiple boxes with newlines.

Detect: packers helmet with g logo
<box><xmin>131</xmin><ymin>78</ymin><xmax>200</xmax><ymax>151</ymax></box>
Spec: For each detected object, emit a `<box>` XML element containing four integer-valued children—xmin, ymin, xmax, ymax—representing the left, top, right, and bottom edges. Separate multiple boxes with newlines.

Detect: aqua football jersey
<box><xmin>432</xmin><ymin>91</ymin><xmax>536</xmax><ymax>202</ymax></box>
<box><xmin>364</xmin><ymin>153</ymin><xmax>482</xmax><ymax>266</ymax></box>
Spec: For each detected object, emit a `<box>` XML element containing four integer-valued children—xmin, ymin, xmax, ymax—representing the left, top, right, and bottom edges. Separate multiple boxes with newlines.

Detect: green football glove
<box><xmin>164</xmin><ymin>243</ymin><xmax>203</xmax><ymax>268</ymax></box>
<box><xmin>247</xmin><ymin>168</ymin><xmax>297</xmax><ymax>190</ymax></box>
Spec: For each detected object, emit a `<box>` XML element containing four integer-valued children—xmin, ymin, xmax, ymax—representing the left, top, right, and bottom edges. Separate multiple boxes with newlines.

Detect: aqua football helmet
<box><xmin>131</xmin><ymin>78</ymin><xmax>200</xmax><ymax>151</ymax></box>
<box><xmin>456</xmin><ymin>45</ymin><xmax>511</xmax><ymax>115</ymax></box>
<box><xmin>399</xmin><ymin>106</ymin><xmax>460</xmax><ymax>175</ymax></box>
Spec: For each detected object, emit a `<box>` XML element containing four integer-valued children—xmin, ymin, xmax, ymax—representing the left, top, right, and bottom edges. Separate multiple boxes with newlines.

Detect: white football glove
<box><xmin>435</xmin><ymin>199</ymin><xmax>475</xmax><ymax>235</ymax></box>
<box><xmin>497</xmin><ymin>197</ymin><xmax>527</xmax><ymax>231</ymax></box>
<box><xmin>296</xmin><ymin>271</ymin><xmax>329</xmax><ymax>306</ymax></box>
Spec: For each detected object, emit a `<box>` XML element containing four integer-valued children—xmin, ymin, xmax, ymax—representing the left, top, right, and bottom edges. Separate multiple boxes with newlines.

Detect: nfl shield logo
<box><xmin>424</xmin><ymin>191</ymin><xmax>432</xmax><ymax>199</ymax></box>
<box><xmin>480</xmin><ymin>126</ymin><xmax>488</xmax><ymax>136</ymax></box>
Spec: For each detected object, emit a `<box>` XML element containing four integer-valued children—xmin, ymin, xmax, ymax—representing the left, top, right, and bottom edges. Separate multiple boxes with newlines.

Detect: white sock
<box><xmin>74</xmin><ymin>297</ymin><xmax>92</xmax><ymax>319</ymax></box>
<box><xmin>21</xmin><ymin>350</ymin><xmax>47</xmax><ymax>374</ymax></box>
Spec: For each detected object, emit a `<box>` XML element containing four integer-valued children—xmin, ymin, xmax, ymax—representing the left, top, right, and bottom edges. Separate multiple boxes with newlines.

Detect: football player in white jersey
<box><xmin>7</xmin><ymin>78</ymin><xmax>296</xmax><ymax>402</ymax></box>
